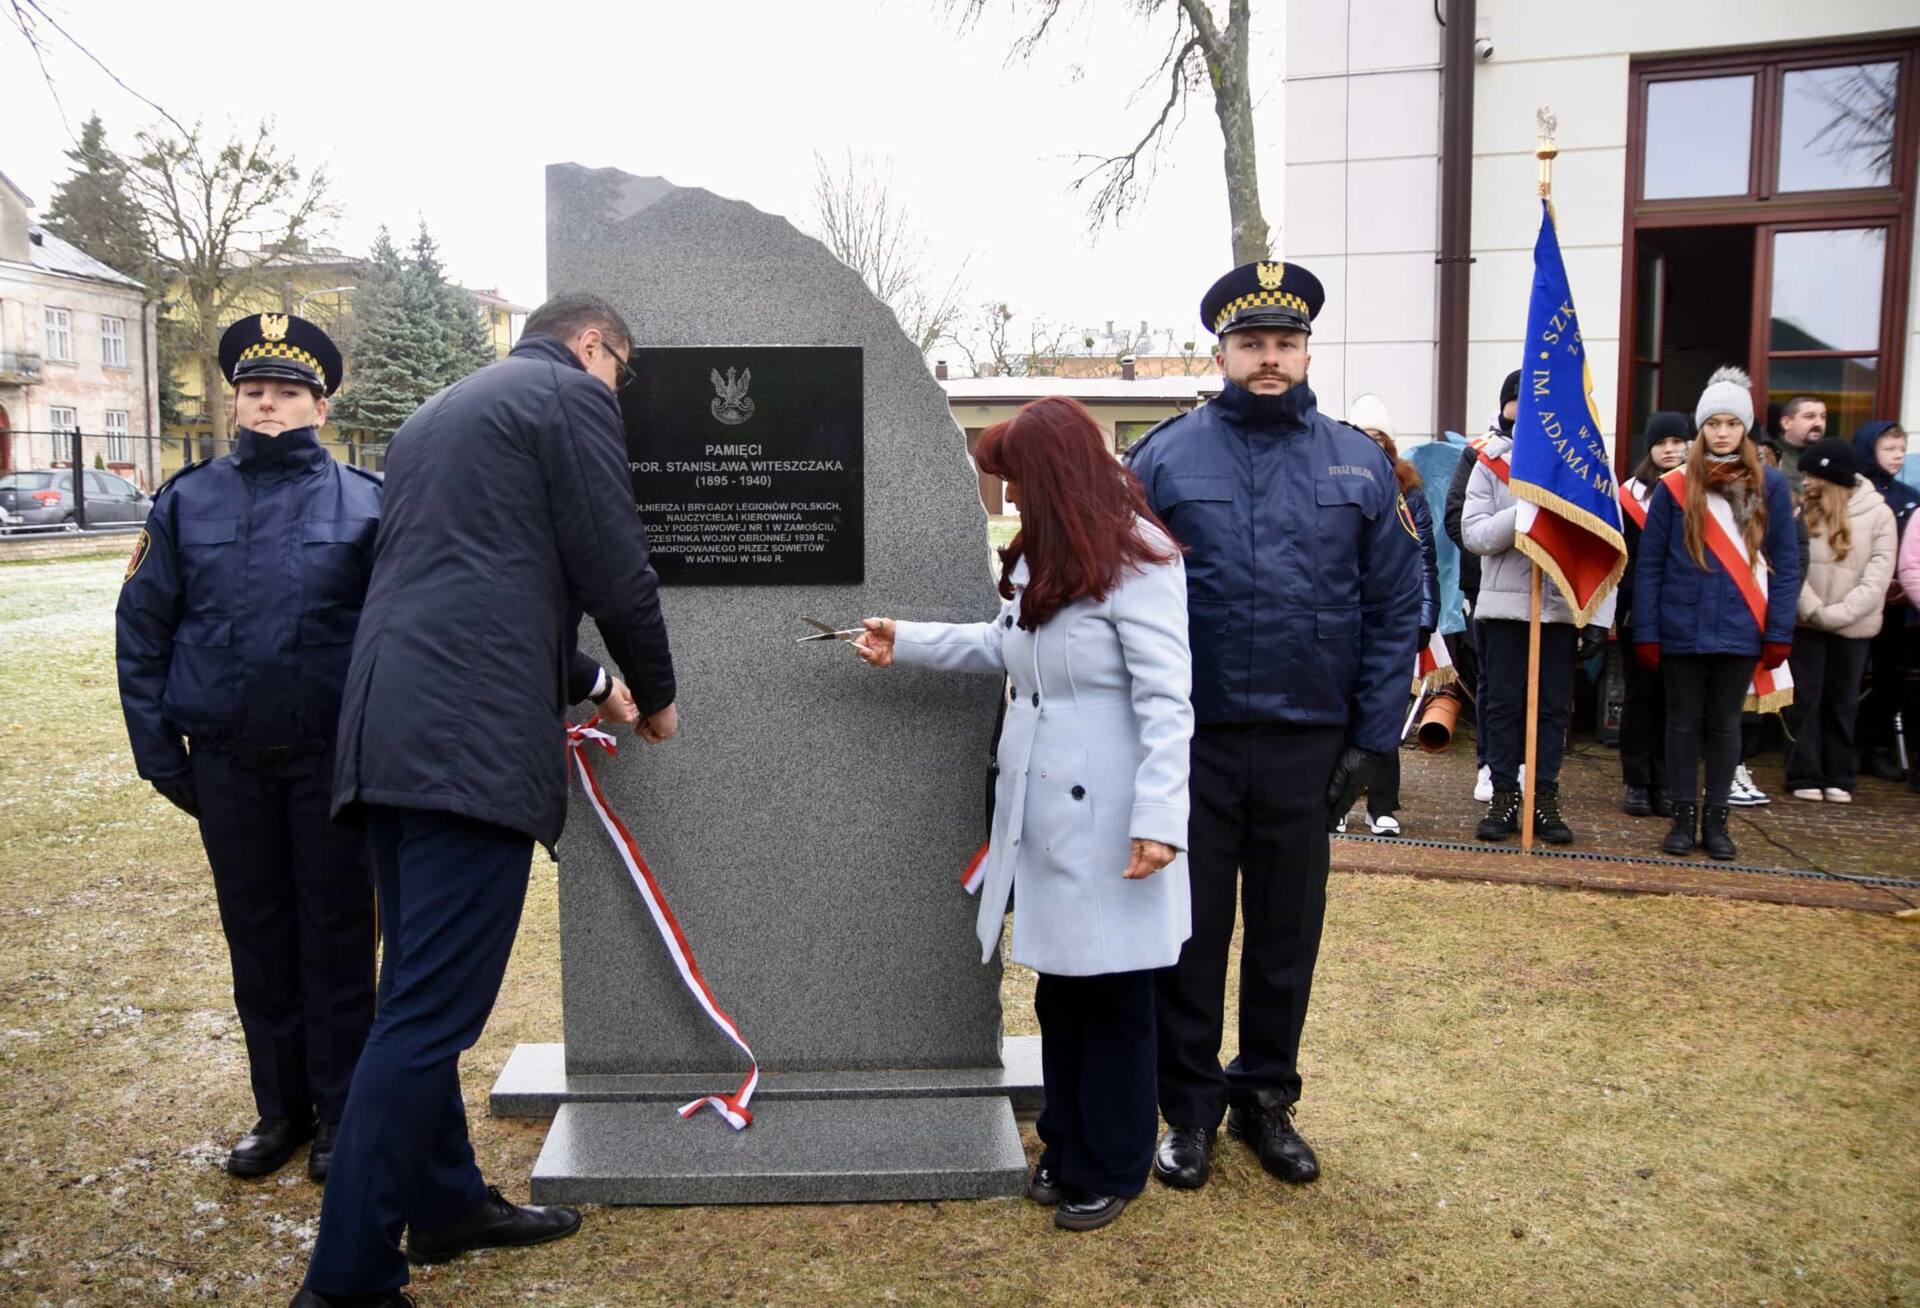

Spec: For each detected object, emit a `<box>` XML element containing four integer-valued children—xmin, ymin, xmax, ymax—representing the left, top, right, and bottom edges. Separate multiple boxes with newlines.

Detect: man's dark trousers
<box><xmin>191</xmin><ymin>746</ymin><xmax>374</xmax><ymax>1123</ymax></box>
<box><xmin>1156</xmin><ymin>722</ymin><xmax>1346</xmax><ymax>1128</ymax></box>
<box><xmin>305</xmin><ymin>807</ymin><xmax>533</xmax><ymax>1294</ymax></box>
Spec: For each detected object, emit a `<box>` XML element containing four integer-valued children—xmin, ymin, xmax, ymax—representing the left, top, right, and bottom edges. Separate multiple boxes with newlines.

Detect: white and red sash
<box><xmin>1471</xmin><ymin>435</ymin><xmax>1510</xmax><ymax>485</ymax></box>
<box><xmin>1656</xmin><ymin>469</ymin><xmax>1793</xmax><ymax>712</ymax></box>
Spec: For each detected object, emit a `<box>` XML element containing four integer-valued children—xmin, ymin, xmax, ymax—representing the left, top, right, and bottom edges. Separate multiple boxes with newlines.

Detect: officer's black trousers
<box><xmin>191</xmin><ymin>746</ymin><xmax>376</xmax><ymax>1123</ymax></box>
<box><xmin>1035</xmin><ymin>969</ymin><xmax>1156</xmax><ymax>1197</ymax></box>
<box><xmin>1156</xmin><ymin>723</ymin><xmax>1346</xmax><ymax>1129</ymax></box>
<box><xmin>1619</xmin><ymin>654</ymin><xmax>1668</xmax><ymax>791</ymax></box>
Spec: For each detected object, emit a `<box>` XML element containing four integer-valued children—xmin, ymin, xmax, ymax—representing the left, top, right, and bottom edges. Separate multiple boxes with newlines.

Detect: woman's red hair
<box><xmin>974</xmin><ymin>396</ymin><xmax>1179</xmax><ymax>629</ymax></box>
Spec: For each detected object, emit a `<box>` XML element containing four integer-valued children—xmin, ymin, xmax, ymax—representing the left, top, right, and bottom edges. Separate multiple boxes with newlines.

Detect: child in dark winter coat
<box><xmin>1616</xmin><ymin>411</ymin><xmax>1691</xmax><ymax>819</ymax></box>
<box><xmin>1851</xmin><ymin>420</ymin><xmax>1919</xmax><ymax>782</ymax></box>
<box><xmin>1632</xmin><ymin>367</ymin><xmax>1799</xmax><ymax>860</ymax></box>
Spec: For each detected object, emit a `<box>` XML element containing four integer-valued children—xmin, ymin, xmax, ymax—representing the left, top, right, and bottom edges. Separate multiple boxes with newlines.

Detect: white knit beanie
<box><xmin>1348</xmin><ymin>393</ymin><xmax>1395</xmax><ymax>441</ymax></box>
<box><xmin>1694</xmin><ymin>365</ymin><xmax>1754</xmax><ymax>432</ymax></box>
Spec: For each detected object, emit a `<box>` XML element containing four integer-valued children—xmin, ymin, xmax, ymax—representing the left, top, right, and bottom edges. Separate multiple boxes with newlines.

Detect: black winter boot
<box><xmin>1623</xmin><ymin>785</ymin><xmax>1652</xmax><ymax>817</ymax></box>
<box><xmin>1476</xmin><ymin>786</ymin><xmax>1521</xmax><ymax>841</ymax></box>
<box><xmin>1662</xmin><ymin>802</ymin><xmax>1698</xmax><ymax>856</ymax></box>
<box><xmin>1700</xmin><ymin>805</ymin><xmax>1737</xmax><ymax>860</ymax></box>
<box><xmin>1649</xmin><ymin>785</ymin><xmax>1673</xmax><ymax>817</ymax></box>
<box><xmin>1532</xmin><ymin>786</ymin><xmax>1573</xmax><ymax>845</ymax></box>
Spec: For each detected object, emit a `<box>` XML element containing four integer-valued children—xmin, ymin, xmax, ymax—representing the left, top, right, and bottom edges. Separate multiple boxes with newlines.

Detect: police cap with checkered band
<box><xmin>1200</xmin><ymin>260</ymin><xmax>1325</xmax><ymax>339</ymax></box>
<box><xmin>218</xmin><ymin>311</ymin><xmax>343</xmax><ymax>396</ymax></box>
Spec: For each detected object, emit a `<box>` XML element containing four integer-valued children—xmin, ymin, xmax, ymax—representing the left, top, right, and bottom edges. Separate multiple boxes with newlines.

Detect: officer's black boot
<box><xmin>1532</xmin><ymin>785</ymin><xmax>1573</xmax><ymax>845</ymax></box>
<box><xmin>1152</xmin><ymin>1126</ymin><xmax>1216</xmax><ymax>1190</ymax></box>
<box><xmin>1476</xmin><ymin>786</ymin><xmax>1521</xmax><ymax>841</ymax></box>
<box><xmin>1662</xmin><ymin>801</ymin><xmax>1698</xmax><ymax>856</ymax></box>
<box><xmin>1227</xmin><ymin>1093</ymin><xmax>1320</xmax><ymax>1184</ymax></box>
<box><xmin>228</xmin><ymin>1116</ymin><xmax>314</xmax><ymax>1179</ymax></box>
<box><xmin>1700</xmin><ymin>804</ymin><xmax>1737</xmax><ymax>861</ymax></box>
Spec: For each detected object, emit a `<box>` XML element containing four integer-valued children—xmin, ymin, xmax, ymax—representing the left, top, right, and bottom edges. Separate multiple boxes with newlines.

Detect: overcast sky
<box><xmin>5</xmin><ymin>0</ymin><xmax>1285</xmax><ymax>356</ymax></box>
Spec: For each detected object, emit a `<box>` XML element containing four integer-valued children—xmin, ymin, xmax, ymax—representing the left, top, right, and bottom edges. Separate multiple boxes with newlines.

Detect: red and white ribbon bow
<box><xmin>565</xmin><ymin>718</ymin><xmax>759</xmax><ymax>1129</ymax></box>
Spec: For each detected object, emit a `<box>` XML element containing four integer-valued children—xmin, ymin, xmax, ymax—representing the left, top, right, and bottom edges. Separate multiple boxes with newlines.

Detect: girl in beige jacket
<box><xmin>1787</xmin><ymin>438</ymin><xmax>1898</xmax><ymax>801</ymax></box>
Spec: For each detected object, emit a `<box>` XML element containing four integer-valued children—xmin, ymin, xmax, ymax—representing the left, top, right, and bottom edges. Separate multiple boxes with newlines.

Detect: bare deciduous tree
<box><xmin>948</xmin><ymin>0</ymin><xmax>1269</xmax><ymax>263</ymax></box>
<box><xmin>809</xmin><ymin>150</ymin><xmax>969</xmax><ymax>354</ymax></box>
<box><xmin>951</xmin><ymin>301</ymin><xmax>1080</xmax><ymax>378</ymax></box>
<box><xmin>124</xmin><ymin>120</ymin><xmax>333</xmax><ymax>443</ymax></box>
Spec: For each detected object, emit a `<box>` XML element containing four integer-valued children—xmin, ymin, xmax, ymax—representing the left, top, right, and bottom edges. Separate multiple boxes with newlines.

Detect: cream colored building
<box><xmin>0</xmin><ymin>171</ymin><xmax>161</xmax><ymax>488</ymax></box>
<box><xmin>1283</xmin><ymin>1</ymin><xmax>1919</xmax><ymax>463</ymax></box>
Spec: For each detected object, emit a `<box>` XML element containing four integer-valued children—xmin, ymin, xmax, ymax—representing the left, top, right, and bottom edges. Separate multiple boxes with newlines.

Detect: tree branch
<box><xmin>1070</xmin><ymin>34</ymin><xmax>1202</xmax><ymax>231</ymax></box>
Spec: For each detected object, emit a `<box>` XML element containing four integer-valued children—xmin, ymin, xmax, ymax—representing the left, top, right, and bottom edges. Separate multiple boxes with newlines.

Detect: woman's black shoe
<box><xmin>1649</xmin><ymin>786</ymin><xmax>1673</xmax><ymax>817</ymax></box>
<box><xmin>1700</xmin><ymin>804</ymin><xmax>1737</xmax><ymax>860</ymax></box>
<box><xmin>1054</xmin><ymin>1191</ymin><xmax>1128</xmax><ymax>1231</ymax></box>
<box><xmin>1623</xmin><ymin>786</ymin><xmax>1652</xmax><ymax>817</ymax></box>
<box><xmin>1662</xmin><ymin>802</ymin><xmax>1698</xmax><ymax>856</ymax></box>
<box><xmin>228</xmin><ymin>1117</ymin><xmax>314</xmax><ymax>1178</ymax></box>
<box><xmin>1476</xmin><ymin>787</ymin><xmax>1521</xmax><ymax>841</ymax></box>
<box><xmin>1027</xmin><ymin>1161</ymin><xmax>1065</xmax><ymax>1206</ymax></box>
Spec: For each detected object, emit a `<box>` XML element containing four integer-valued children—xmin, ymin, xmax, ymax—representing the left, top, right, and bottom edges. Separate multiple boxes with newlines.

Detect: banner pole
<box><xmin>1522</xmin><ymin>563</ymin><xmax>1541</xmax><ymax>853</ymax></box>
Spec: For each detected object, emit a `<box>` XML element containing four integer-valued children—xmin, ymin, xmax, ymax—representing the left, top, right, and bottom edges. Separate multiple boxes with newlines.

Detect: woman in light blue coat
<box><xmin>854</xmin><ymin>396</ymin><xmax>1193</xmax><ymax>1233</ymax></box>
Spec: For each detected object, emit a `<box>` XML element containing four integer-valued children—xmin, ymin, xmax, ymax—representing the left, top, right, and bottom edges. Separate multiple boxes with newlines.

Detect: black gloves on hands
<box><xmin>151</xmin><ymin>771</ymin><xmax>199</xmax><ymax>819</ymax></box>
<box><xmin>1324</xmin><ymin>747</ymin><xmax>1387</xmax><ymax>833</ymax></box>
<box><xmin>1418</xmin><ymin>626</ymin><xmax>1435</xmax><ymax>650</ymax></box>
<box><xmin>1576</xmin><ymin>624</ymin><xmax>1608</xmax><ymax>664</ymax></box>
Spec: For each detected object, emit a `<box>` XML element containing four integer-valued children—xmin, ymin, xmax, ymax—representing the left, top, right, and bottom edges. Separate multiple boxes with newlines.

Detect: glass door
<box><xmin>1755</xmin><ymin>222</ymin><xmax>1891</xmax><ymax>440</ymax></box>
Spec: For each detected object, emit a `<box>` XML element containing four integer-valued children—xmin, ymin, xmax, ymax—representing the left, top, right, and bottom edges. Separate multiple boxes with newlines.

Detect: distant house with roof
<box><xmin>0</xmin><ymin>169</ymin><xmax>161</xmax><ymax>488</ymax></box>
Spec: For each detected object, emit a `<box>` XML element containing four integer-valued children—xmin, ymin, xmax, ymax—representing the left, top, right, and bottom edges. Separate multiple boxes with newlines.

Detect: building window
<box><xmin>44</xmin><ymin>308</ymin><xmax>73</xmax><ymax>362</ymax></box>
<box><xmin>104</xmin><ymin>410</ymin><xmax>132</xmax><ymax>462</ymax></box>
<box><xmin>101</xmin><ymin>316</ymin><xmax>127</xmax><ymax>368</ymax></box>
<box><xmin>48</xmin><ymin>406</ymin><xmax>77</xmax><ymax>462</ymax></box>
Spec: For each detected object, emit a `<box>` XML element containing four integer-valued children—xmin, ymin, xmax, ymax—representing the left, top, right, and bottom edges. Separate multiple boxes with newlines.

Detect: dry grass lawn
<box><xmin>2</xmin><ymin>556</ymin><xmax>1917</xmax><ymax>1307</ymax></box>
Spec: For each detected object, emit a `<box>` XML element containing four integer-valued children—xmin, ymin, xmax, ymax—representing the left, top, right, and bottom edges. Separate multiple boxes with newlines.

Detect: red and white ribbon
<box><xmin>960</xmin><ymin>840</ymin><xmax>990</xmax><ymax>895</ymax></box>
<box><xmin>565</xmin><ymin>718</ymin><xmax>759</xmax><ymax>1130</ymax></box>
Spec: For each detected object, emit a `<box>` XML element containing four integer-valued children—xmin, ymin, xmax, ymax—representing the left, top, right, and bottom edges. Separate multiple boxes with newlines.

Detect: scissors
<box><xmin>797</xmin><ymin>617</ymin><xmax>865</xmax><ymax>643</ymax></box>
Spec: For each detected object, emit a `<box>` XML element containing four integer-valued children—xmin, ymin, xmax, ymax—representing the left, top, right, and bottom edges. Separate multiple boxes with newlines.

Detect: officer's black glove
<box><xmin>1324</xmin><ymin>747</ymin><xmax>1387</xmax><ymax>833</ymax></box>
<box><xmin>1418</xmin><ymin>626</ymin><xmax>1435</xmax><ymax>650</ymax></box>
<box><xmin>151</xmin><ymin>771</ymin><xmax>199</xmax><ymax>819</ymax></box>
<box><xmin>1576</xmin><ymin>624</ymin><xmax>1608</xmax><ymax>664</ymax></box>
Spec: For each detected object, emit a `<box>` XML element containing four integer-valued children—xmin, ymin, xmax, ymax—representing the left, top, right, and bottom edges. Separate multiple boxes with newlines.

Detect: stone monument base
<box><xmin>529</xmin><ymin>1097</ymin><xmax>1028</xmax><ymax>1205</ymax></box>
<box><xmin>492</xmin><ymin>1038</ymin><xmax>1045</xmax><ymax>1205</ymax></box>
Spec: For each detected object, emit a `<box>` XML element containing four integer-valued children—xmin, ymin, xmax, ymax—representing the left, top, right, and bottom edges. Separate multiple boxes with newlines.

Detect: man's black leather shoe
<box><xmin>406</xmin><ymin>1185</ymin><xmax>581</xmax><ymax>1265</ymax></box>
<box><xmin>1227</xmin><ymin>1099</ymin><xmax>1320</xmax><ymax>1183</ymax></box>
<box><xmin>308</xmin><ymin>1120</ymin><xmax>340</xmax><ymax>1182</ymax></box>
<box><xmin>1623</xmin><ymin>785</ymin><xmax>1652</xmax><ymax>817</ymax></box>
<box><xmin>289</xmin><ymin>1288</ymin><xmax>414</xmax><ymax>1307</ymax></box>
<box><xmin>1027</xmin><ymin>1161</ymin><xmax>1065</xmax><ymax>1206</ymax></box>
<box><xmin>1151</xmin><ymin>1125</ymin><xmax>1215</xmax><ymax>1189</ymax></box>
<box><xmin>228</xmin><ymin>1117</ymin><xmax>314</xmax><ymax>1179</ymax></box>
<box><xmin>1054</xmin><ymin>1191</ymin><xmax>1128</xmax><ymax>1231</ymax></box>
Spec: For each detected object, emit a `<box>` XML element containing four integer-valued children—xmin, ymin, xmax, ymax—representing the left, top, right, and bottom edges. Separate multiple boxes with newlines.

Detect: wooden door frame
<box><xmin>1616</xmin><ymin>34</ymin><xmax>1920</xmax><ymax>475</ymax></box>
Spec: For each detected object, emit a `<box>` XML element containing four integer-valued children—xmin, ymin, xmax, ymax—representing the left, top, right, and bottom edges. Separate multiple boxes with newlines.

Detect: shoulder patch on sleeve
<box><xmin>1396</xmin><ymin>493</ymin><xmax>1420</xmax><ymax>541</ymax></box>
<box><xmin>122</xmin><ymin>528</ymin><xmax>152</xmax><ymax>584</ymax></box>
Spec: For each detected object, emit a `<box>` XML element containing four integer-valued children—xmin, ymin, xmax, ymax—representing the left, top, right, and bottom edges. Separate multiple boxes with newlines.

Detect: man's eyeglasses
<box><xmin>600</xmin><ymin>337</ymin><xmax>634</xmax><ymax>391</ymax></box>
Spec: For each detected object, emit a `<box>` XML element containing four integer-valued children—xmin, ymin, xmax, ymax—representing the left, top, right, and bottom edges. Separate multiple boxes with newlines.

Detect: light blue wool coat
<box><xmin>892</xmin><ymin>524</ymin><xmax>1194</xmax><ymax>977</ymax></box>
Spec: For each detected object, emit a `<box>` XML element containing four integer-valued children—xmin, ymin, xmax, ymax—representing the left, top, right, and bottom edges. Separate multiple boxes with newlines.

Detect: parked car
<box><xmin>0</xmin><ymin>469</ymin><xmax>151</xmax><ymax>530</ymax></box>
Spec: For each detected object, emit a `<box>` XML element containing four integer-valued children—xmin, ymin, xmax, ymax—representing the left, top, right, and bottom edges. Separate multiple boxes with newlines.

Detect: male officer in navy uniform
<box><xmin>1127</xmin><ymin>261</ymin><xmax>1420</xmax><ymax>1189</ymax></box>
<box><xmin>116</xmin><ymin>312</ymin><xmax>380</xmax><ymax>1183</ymax></box>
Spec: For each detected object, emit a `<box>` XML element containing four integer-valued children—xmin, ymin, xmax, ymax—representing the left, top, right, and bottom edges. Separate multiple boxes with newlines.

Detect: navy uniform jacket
<box><xmin>116</xmin><ymin>427</ymin><xmax>382</xmax><ymax>782</ymax></box>
<box><xmin>1127</xmin><ymin>380</ymin><xmax>1421</xmax><ymax>755</ymax></box>
<box><xmin>332</xmin><ymin>333</ymin><xmax>676</xmax><ymax>851</ymax></box>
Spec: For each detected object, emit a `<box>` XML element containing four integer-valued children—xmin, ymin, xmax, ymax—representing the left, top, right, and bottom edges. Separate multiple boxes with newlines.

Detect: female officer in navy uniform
<box><xmin>116</xmin><ymin>312</ymin><xmax>379</xmax><ymax>1183</ymax></box>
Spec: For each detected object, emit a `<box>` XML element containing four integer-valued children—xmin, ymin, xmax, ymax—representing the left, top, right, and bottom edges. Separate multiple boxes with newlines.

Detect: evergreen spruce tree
<box><xmin>42</xmin><ymin>113</ymin><xmax>188</xmax><ymax>426</ymax></box>
<box><xmin>410</xmin><ymin>223</ymin><xmax>494</xmax><ymax>388</ymax></box>
<box><xmin>336</xmin><ymin>228</ymin><xmax>433</xmax><ymax>439</ymax></box>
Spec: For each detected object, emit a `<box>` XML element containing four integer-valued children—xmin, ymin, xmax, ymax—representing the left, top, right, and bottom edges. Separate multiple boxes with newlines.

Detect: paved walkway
<box><xmin>1332</xmin><ymin>729</ymin><xmax>1920</xmax><ymax>915</ymax></box>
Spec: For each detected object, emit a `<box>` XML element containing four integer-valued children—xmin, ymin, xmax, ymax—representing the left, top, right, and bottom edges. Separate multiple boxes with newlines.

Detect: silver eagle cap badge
<box><xmin>710</xmin><ymin>366</ymin><xmax>755</xmax><ymax>425</ymax></box>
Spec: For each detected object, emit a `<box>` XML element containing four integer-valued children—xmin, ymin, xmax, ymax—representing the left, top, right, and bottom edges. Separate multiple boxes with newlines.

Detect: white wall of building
<box><xmin>1285</xmin><ymin>0</ymin><xmax>1920</xmax><ymax>450</ymax></box>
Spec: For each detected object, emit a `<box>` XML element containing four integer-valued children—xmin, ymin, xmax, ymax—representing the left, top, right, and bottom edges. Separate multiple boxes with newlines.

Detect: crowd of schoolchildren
<box><xmin>1340</xmin><ymin>369</ymin><xmax>1918</xmax><ymax>862</ymax></box>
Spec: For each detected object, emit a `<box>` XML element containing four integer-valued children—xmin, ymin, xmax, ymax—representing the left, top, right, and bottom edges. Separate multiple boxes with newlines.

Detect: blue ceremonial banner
<box><xmin>1509</xmin><ymin>199</ymin><xmax>1626</xmax><ymax>624</ymax></box>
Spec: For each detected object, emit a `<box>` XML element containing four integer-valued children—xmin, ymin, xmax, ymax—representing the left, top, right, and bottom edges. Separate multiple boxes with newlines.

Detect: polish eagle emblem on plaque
<box><xmin>710</xmin><ymin>366</ymin><xmax>755</xmax><ymax>425</ymax></box>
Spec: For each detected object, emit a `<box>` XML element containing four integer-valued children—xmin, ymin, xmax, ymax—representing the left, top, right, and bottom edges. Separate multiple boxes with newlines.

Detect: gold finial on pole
<box><xmin>1535</xmin><ymin>104</ymin><xmax>1559</xmax><ymax>198</ymax></box>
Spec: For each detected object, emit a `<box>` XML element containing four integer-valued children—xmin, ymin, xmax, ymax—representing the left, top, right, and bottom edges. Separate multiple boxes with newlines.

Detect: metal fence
<box><xmin>2</xmin><ymin>429</ymin><xmax>182</xmax><ymax>534</ymax></box>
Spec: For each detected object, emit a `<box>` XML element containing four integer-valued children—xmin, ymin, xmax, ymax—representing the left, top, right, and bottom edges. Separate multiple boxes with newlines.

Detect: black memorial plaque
<box><xmin>623</xmin><ymin>346</ymin><xmax>863</xmax><ymax>586</ymax></box>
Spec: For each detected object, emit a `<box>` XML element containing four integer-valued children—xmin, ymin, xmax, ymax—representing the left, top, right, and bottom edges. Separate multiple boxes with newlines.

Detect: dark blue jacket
<box><xmin>116</xmin><ymin>426</ymin><xmax>382</xmax><ymax>780</ymax></box>
<box><xmin>333</xmin><ymin>333</ymin><xmax>676</xmax><ymax>849</ymax></box>
<box><xmin>1632</xmin><ymin>466</ymin><xmax>1799</xmax><ymax>655</ymax></box>
<box><xmin>1855</xmin><ymin>420</ymin><xmax>1920</xmax><ymax>539</ymax></box>
<box><xmin>1407</xmin><ymin>481</ymin><xmax>1439</xmax><ymax>635</ymax></box>
<box><xmin>1127</xmin><ymin>380</ymin><xmax>1421</xmax><ymax>753</ymax></box>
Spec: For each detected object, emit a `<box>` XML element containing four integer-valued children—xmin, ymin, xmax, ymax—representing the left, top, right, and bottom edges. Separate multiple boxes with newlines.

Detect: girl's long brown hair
<box><xmin>975</xmin><ymin>397</ymin><xmax>1180</xmax><ymax>629</ymax></box>
<box><xmin>1681</xmin><ymin>433</ymin><xmax>1768</xmax><ymax>571</ymax></box>
<box><xmin>1802</xmin><ymin>479</ymin><xmax>1853</xmax><ymax>562</ymax></box>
